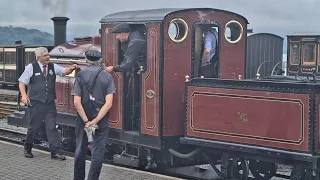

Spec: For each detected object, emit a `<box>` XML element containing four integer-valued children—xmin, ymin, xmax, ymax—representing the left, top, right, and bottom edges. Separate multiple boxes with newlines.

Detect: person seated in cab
<box><xmin>199</xmin><ymin>25</ymin><xmax>218</xmax><ymax>78</ymax></box>
<box><xmin>72</xmin><ymin>50</ymin><xmax>116</xmax><ymax>180</ymax></box>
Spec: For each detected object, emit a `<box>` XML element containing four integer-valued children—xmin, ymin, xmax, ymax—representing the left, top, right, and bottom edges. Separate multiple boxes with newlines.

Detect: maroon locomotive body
<box><xmin>6</xmin><ymin>7</ymin><xmax>320</xmax><ymax>180</ymax></box>
<box><xmin>180</xmin><ymin>32</ymin><xmax>320</xmax><ymax>178</ymax></box>
<box><xmin>49</xmin><ymin>36</ymin><xmax>101</xmax><ymax>114</ymax></box>
<box><xmin>185</xmin><ymin>85</ymin><xmax>310</xmax><ymax>151</ymax></box>
<box><xmin>101</xmin><ymin>8</ymin><xmax>248</xmax><ymax>146</ymax></box>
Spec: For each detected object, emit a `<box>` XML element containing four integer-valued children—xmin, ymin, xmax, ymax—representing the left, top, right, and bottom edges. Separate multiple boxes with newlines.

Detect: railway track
<box><xmin>0</xmin><ymin>89</ymin><xmax>22</xmax><ymax>118</ymax></box>
<box><xmin>0</xmin><ymin>101</ymin><xmax>21</xmax><ymax>118</ymax></box>
<box><xmin>0</xmin><ymin>89</ymin><xmax>19</xmax><ymax>102</ymax></box>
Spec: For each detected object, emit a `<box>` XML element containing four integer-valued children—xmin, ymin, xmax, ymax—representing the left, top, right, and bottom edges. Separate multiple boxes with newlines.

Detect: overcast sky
<box><xmin>1</xmin><ymin>0</ymin><xmax>319</xmax><ymax>40</ymax></box>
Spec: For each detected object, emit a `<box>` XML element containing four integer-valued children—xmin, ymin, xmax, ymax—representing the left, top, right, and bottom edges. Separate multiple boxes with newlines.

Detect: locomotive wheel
<box><xmin>235</xmin><ymin>158</ymin><xmax>249</xmax><ymax>180</ymax></box>
<box><xmin>290</xmin><ymin>164</ymin><xmax>306</xmax><ymax>180</ymax></box>
<box><xmin>293</xmin><ymin>168</ymin><xmax>319</xmax><ymax>180</ymax></box>
<box><xmin>212</xmin><ymin>156</ymin><xmax>249</xmax><ymax>179</ymax></box>
<box><xmin>249</xmin><ymin>160</ymin><xmax>276</xmax><ymax>179</ymax></box>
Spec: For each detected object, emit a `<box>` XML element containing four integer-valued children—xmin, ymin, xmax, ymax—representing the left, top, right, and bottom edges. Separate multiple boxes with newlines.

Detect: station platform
<box><xmin>0</xmin><ymin>140</ymin><xmax>183</xmax><ymax>180</ymax></box>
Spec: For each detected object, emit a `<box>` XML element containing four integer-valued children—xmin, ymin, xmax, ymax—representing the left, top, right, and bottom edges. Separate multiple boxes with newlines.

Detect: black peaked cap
<box><xmin>112</xmin><ymin>23</ymin><xmax>131</xmax><ymax>33</ymax></box>
<box><xmin>85</xmin><ymin>50</ymin><xmax>102</xmax><ymax>61</ymax></box>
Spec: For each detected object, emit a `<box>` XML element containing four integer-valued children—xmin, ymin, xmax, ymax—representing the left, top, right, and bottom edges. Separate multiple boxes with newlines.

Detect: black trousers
<box><xmin>199</xmin><ymin>63</ymin><xmax>215</xmax><ymax>78</ymax></box>
<box><xmin>24</xmin><ymin>100</ymin><xmax>61</xmax><ymax>154</ymax></box>
<box><xmin>124</xmin><ymin>73</ymin><xmax>141</xmax><ymax>131</ymax></box>
<box><xmin>74</xmin><ymin>115</ymin><xmax>109</xmax><ymax>180</ymax></box>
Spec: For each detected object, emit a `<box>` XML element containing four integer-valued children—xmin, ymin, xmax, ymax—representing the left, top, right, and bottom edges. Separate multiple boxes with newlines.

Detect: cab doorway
<box><xmin>193</xmin><ymin>23</ymin><xmax>220</xmax><ymax>78</ymax></box>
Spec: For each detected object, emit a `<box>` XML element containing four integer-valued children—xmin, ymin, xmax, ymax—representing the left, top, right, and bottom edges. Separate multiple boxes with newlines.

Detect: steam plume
<box><xmin>42</xmin><ymin>0</ymin><xmax>69</xmax><ymax>17</ymax></box>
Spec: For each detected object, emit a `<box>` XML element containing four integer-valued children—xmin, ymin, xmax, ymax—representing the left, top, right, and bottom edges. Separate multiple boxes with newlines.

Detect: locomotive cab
<box><xmin>100</xmin><ymin>8</ymin><xmax>249</xmax><ymax>168</ymax></box>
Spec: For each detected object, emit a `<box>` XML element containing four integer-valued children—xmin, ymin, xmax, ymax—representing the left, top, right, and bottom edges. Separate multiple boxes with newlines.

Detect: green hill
<box><xmin>0</xmin><ymin>26</ymin><xmax>53</xmax><ymax>45</ymax></box>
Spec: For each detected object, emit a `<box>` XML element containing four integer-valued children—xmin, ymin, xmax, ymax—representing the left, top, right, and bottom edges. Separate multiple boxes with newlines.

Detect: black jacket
<box><xmin>114</xmin><ymin>31</ymin><xmax>146</xmax><ymax>72</ymax></box>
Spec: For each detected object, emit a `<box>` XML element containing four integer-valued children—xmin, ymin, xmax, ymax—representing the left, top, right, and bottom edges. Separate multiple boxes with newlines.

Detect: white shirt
<box><xmin>18</xmin><ymin>61</ymin><xmax>65</xmax><ymax>85</ymax></box>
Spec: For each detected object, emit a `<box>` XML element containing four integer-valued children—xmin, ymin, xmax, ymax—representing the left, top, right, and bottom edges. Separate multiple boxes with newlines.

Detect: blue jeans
<box><xmin>73</xmin><ymin>116</ymin><xmax>109</xmax><ymax>180</ymax></box>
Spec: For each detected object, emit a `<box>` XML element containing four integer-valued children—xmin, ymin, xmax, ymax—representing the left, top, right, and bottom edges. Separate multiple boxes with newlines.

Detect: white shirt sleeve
<box><xmin>18</xmin><ymin>64</ymin><xmax>33</xmax><ymax>85</ymax></box>
<box><xmin>54</xmin><ymin>63</ymin><xmax>65</xmax><ymax>77</ymax></box>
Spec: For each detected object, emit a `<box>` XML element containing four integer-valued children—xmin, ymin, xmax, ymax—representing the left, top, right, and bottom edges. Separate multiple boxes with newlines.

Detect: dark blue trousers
<box><xmin>73</xmin><ymin>115</ymin><xmax>109</xmax><ymax>180</ymax></box>
<box><xmin>24</xmin><ymin>100</ymin><xmax>60</xmax><ymax>154</ymax></box>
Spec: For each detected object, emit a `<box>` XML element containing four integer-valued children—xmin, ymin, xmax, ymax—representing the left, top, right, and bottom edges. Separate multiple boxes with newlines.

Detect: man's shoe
<box><xmin>51</xmin><ymin>153</ymin><xmax>66</xmax><ymax>160</ymax></box>
<box><xmin>24</xmin><ymin>150</ymin><xmax>33</xmax><ymax>158</ymax></box>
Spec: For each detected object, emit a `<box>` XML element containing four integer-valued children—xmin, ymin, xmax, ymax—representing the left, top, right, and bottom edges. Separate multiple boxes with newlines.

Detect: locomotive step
<box><xmin>12</xmin><ymin>110</ymin><xmax>25</xmax><ymax>118</ymax></box>
<box><xmin>113</xmin><ymin>153</ymin><xmax>140</xmax><ymax>168</ymax></box>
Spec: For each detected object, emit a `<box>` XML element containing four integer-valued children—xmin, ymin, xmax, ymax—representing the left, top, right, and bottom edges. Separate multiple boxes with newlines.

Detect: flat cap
<box><xmin>112</xmin><ymin>23</ymin><xmax>131</xmax><ymax>33</ymax></box>
<box><xmin>85</xmin><ymin>50</ymin><xmax>102</xmax><ymax>61</ymax></box>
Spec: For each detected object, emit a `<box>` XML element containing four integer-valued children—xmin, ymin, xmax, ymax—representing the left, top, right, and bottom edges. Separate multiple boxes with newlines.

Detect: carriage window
<box><xmin>302</xmin><ymin>43</ymin><xmax>316</xmax><ymax>65</ymax></box>
<box><xmin>0</xmin><ymin>49</ymin><xmax>3</xmax><ymax>64</ymax></box>
<box><xmin>168</xmin><ymin>18</ymin><xmax>188</xmax><ymax>43</ymax></box>
<box><xmin>5</xmin><ymin>52</ymin><xmax>11</xmax><ymax>64</ymax></box>
<box><xmin>290</xmin><ymin>43</ymin><xmax>300</xmax><ymax>65</ymax></box>
<box><xmin>224</xmin><ymin>20</ymin><xmax>243</xmax><ymax>44</ymax></box>
<box><xmin>318</xmin><ymin>45</ymin><xmax>320</xmax><ymax>65</ymax></box>
<box><xmin>11</xmin><ymin>52</ymin><xmax>16</xmax><ymax>64</ymax></box>
<box><xmin>27</xmin><ymin>52</ymin><xmax>36</xmax><ymax>64</ymax></box>
<box><xmin>24</xmin><ymin>52</ymin><xmax>29</xmax><ymax>65</ymax></box>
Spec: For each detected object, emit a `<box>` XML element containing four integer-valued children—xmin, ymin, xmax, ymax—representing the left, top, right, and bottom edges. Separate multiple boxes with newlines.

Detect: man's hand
<box><xmin>21</xmin><ymin>95</ymin><xmax>30</xmax><ymax>105</ymax></box>
<box><xmin>204</xmin><ymin>48</ymin><xmax>211</xmax><ymax>56</ymax></box>
<box><xmin>70</xmin><ymin>64</ymin><xmax>78</xmax><ymax>70</ymax></box>
<box><xmin>105</xmin><ymin>66</ymin><xmax>114</xmax><ymax>73</ymax></box>
<box><xmin>63</xmin><ymin>64</ymin><xmax>79</xmax><ymax>75</ymax></box>
<box><xmin>85</xmin><ymin>119</ymin><xmax>98</xmax><ymax>128</ymax></box>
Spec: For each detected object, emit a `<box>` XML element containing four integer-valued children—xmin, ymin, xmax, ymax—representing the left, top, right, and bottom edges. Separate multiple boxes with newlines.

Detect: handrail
<box><xmin>271</xmin><ymin>62</ymin><xmax>283</xmax><ymax>75</ymax></box>
<box><xmin>256</xmin><ymin>60</ymin><xmax>283</xmax><ymax>79</ymax></box>
<box><xmin>255</xmin><ymin>61</ymin><xmax>273</xmax><ymax>79</ymax></box>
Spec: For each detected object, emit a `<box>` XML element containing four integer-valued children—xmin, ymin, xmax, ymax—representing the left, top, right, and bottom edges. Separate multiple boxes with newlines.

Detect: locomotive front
<box><xmin>180</xmin><ymin>16</ymin><xmax>320</xmax><ymax>180</ymax></box>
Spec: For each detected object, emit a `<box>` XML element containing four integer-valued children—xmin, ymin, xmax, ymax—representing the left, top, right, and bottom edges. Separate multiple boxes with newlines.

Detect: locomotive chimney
<box><xmin>51</xmin><ymin>17</ymin><xmax>69</xmax><ymax>46</ymax></box>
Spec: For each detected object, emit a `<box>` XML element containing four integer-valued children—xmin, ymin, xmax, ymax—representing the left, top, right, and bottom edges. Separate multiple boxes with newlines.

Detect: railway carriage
<box><xmin>245</xmin><ymin>33</ymin><xmax>284</xmax><ymax>79</ymax></box>
<box><xmin>7</xmin><ymin>7</ymin><xmax>318</xmax><ymax>180</ymax></box>
<box><xmin>0</xmin><ymin>44</ymin><xmax>54</xmax><ymax>88</ymax></box>
<box><xmin>0</xmin><ymin>44</ymin><xmax>54</xmax><ymax>105</ymax></box>
<box><xmin>286</xmin><ymin>33</ymin><xmax>320</xmax><ymax>76</ymax></box>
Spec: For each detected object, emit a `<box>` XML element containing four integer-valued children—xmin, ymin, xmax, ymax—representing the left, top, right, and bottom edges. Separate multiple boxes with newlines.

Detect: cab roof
<box><xmin>100</xmin><ymin>8</ymin><xmax>249</xmax><ymax>24</ymax></box>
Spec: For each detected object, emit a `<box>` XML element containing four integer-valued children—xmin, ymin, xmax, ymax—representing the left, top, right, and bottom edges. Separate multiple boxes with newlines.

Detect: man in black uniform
<box><xmin>105</xmin><ymin>23</ymin><xmax>146</xmax><ymax>131</ymax></box>
<box><xmin>18</xmin><ymin>47</ymin><xmax>78</xmax><ymax>160</ymax></box>
<box><xmin>105</xmin><ymin>23</ymin><xmax>146</xmax><ymax>73</ymax></box>
<box><xmin>72</xmin><ymin>50</ymin><xmax>115</xmax><ymax>180</ymax></box>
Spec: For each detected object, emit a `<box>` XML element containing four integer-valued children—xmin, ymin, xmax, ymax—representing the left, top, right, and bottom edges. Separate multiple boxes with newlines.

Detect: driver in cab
<box><xmin>105</xmin><ymin>23</ymin><xmax>146</xmax><ymax>73</ymax></box>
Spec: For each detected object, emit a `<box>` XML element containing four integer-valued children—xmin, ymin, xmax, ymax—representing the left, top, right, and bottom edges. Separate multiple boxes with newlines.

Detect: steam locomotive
<box><xmin>5</xmin><ymin>8</ymin><xmax>320</xmax><ymax>180</ymax></box>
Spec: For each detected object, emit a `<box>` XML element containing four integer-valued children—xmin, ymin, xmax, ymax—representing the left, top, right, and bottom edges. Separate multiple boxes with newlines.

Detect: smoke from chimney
<box><xmin>42</xmin><ymin>0</ymin><xmax>69</xmax><ymax>16</ymax></box>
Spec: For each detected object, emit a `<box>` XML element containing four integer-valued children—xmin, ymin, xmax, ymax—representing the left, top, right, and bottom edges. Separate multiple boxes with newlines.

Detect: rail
<box><xmin>0</xmin><ymin>101</ymin><xmax>20</xmax><ymax>118</ymax></box>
